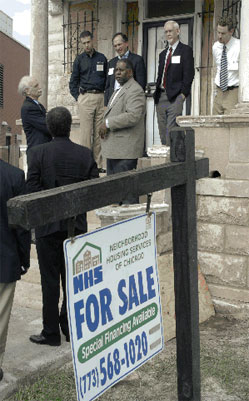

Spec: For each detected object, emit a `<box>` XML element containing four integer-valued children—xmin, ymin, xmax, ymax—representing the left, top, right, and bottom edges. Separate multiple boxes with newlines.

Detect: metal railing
<box><xmin>62</xmin><ymin>10</ymin><xmax>99</xmax><ymax>73</ymax></box>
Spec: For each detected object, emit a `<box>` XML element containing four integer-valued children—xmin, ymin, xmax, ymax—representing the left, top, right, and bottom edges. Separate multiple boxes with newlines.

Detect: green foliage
<box><xmin>11</xmin><ymin>367</ymin><xmax>76</xmax><ymax>401</ymax></box>
<box><xmin>7</xmin><ymin>318</ymin><xmax>249</xmax><ymax>401</ymax></box>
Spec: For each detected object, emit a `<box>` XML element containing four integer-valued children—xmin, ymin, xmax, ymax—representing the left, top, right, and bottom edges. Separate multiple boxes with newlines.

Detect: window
<box><xmin>147</xmin><ymin>0</ymin><xmax>195</xmax><ymax>18</ymax></box>
<box><xmin>126</xmin><ymin>2</ymin><xmax>139</xmax><ymax>54</ymax></box>
<box><xmin>63</xmin><ymin>1</ymin><xmax>98</xmax><ymax>73</ymax></box>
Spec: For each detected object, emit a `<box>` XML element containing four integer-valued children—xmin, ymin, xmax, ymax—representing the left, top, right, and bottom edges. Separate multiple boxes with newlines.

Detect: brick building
<box><xmin>0</xmin><ymin>31</ymin><xmax>30</xmax><ymax>149</ymax></box>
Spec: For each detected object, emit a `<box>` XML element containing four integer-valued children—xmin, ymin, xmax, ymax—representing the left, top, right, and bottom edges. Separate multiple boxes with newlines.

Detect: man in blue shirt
<box><xmin>69</xmin><ymin>31</ymin><xmax>107</xmax><ymax>172</ymax></box>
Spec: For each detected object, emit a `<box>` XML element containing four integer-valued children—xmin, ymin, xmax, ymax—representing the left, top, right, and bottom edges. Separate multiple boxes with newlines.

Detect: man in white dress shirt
<box><xmin>212</xmin><ymin>16</ymin><xmax>240</xmax><ymax>114</ymax></box>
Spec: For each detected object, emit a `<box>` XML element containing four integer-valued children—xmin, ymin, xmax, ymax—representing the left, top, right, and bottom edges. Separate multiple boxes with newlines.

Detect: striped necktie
<box><xmin>163</xmin><ymin>47</ymin><xmax>172</xmax><ymax>89</ymax></box>
<box><xmin>220</xmin><ymin>44</ymin><xmax>228</xmax><ymax>92</ymax></box>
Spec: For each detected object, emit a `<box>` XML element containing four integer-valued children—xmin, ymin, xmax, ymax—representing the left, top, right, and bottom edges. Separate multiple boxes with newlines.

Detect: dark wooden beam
<box><xmin>7</xmin><ymin>158</ymin><xmax>208</xmax><ymax>230</ymax></box>
<box><xmin>171</xmin><ymin>128</ymin><xmax>201</xmax><ymax>400</ymax></box>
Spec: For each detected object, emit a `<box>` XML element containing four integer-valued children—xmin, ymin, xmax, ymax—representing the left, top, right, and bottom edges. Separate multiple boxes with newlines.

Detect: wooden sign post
<box><xmin>8</xmin><ymin>128</ymin><xmax>208</xmax><ymax>401</ymax></box>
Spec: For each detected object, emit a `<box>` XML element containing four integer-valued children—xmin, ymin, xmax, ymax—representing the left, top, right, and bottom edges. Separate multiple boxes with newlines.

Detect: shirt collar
<box><xmin>168</xmin><ymin>40</ymin><xmax>179</xmax><ymax>52</ymax></box>
<box><xmin>53</xmin><ymin>136</ymin><xmax>70</xmax><ymax>141</ymax></box>
<box><xmin>118</xmin><ymin>50</ymin><xmax>130</xmax><ymax>59</ymax></box>
<box><xmin>217</xmin><ymin>36</ymin><xmax>235</xmax><ymax>50</ymax></box>
<box><xmin>225</xmin><ymin>36</ymin><xmax>235</xmax><ymax>50</ymax></box>
<box><xmin>84</xmin><ymin>49</ymin><xmax>96</xmax><ymax>58</ymax></box>
<box><xmin>26</xmin><ymin>96</ymin><xmax>39</xmax><ymax>105</ymax></box>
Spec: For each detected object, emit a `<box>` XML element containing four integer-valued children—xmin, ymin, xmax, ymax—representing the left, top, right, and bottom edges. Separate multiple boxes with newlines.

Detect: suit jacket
<box><xmin>154</xmin><ymin>42</ymin><xmax>195</xmax><ymax>104</ymax></box>
<box><xmin>101</xmin><ymin>77</ymin><xmax>146</xmax><ymax>160</ymax></box>
<box><xmin>0</xmin><ymin>160</ymin><xmax>31</xmax><ymax>283</ymax></box>
<box><xmin>26</xmin><ymin>137</ymin><xmax>99</xmax><ymax>239</ymax></box>
<box><xmin>21</xmin><ymin>97</ymin><xmax>52</xmax><ymax>150</ymax></box>
<box><xmin>104</xmin><ymin>52</ymin><xmax>146</xmax><ymax>106</ymax></box>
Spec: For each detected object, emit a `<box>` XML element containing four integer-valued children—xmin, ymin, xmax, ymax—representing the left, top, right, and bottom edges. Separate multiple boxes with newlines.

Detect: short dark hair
<box><xmin>80</xmin><ymin>30</ymin><xmax>93</xmax><ymax>39</ymax></box>
<box><xmin>217</xmin><ymin>16</ymin><xmax>235</xmax><ymax>31</ymax></box>
<box><xmin>46</xmin><ymin>107</ymin><xmax>72</xmax><ymax>137</ymax></box>
<box><xmin>116</xmin><ymin>58</ymin><xmax>134</xmax><ymax>73</ymax></box>
<box><xmin>112</xmin><ymin>32</ymin><xmax>128</xmax><ymax>43</ymax></box>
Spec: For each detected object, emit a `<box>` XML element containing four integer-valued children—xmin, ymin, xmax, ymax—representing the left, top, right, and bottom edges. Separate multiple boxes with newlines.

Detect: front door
<box><xmin>143</xmin><ymin>18</ymin><xmax>194</xmax><ymax>148</ymax></box>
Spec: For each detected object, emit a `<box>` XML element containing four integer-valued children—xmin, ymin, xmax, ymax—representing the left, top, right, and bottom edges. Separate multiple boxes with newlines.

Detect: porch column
<box><xmin>30</xmin><ymin>0</ymin><xmax>48</xmax><ymax>108</ymax></box>
<box><xmin>232</xmin><ymin>0</ymin><xmax>249</xmax><ymax>113</ymax></box>
<box><xmin>239</xmin><ymin>0</ymin><xmax>249</xmax><ymax>104</ymax></box>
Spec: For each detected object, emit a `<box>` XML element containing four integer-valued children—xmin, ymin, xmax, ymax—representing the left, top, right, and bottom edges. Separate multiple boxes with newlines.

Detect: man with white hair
<box><xmin>154</xmin><ymin>20</ymin><xmax>195</xmax><ymax>146</ymax></box>
<box><xmin>18</xmin><ymin>76</ymin><xmax>51</xmax><ymax>153</ymax></box>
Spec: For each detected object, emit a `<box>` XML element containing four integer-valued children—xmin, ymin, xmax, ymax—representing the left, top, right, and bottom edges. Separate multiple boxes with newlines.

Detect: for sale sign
<box><xmin>64</xmin><ymin>213</ymin><xmax>163</xmax><ymax>401</ymax></box>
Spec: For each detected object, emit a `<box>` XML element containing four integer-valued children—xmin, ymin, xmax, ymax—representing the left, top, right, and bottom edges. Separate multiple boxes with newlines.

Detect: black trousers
<box><xmin>106</xmin><ymin>158</ymin><xmax>138</xmax><ymax>204</ymax></box>
<box><xmin>36</xmin><ymin>231</ymin><xmax>80</xmax><ymax>341</ymax></box>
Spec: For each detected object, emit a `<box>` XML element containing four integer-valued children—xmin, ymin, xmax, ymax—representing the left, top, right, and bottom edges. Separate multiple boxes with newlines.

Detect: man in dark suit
<box><xmin>154</xmin><ymin>20</ymin><xmax>195</xmax><ymax>146</ymax></box>
<box><xmin>27</xmin><ymin>106</ymin><xmax>99</xmax><ymax>346</ymax></box>
<box><xmin>104</xmin><ymin>32</ymin><xmax>146</xmax><ymax>106</ymax></box>
<box><xmin>18</xmin><ymin>76</ymin><xmax>51</xmax><ymax>153</ymax></box>
<box><xmin>0</xmin><ymin>160</ymin><xmax>31</xmax><ymax>381</ymax></box>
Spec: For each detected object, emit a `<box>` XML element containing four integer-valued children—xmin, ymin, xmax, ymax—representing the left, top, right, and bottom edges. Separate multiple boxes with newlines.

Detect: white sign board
<box><xmin>64</xmin><ymin>213</ymin><xmax>163</xmax><ymax>401</ymax></box>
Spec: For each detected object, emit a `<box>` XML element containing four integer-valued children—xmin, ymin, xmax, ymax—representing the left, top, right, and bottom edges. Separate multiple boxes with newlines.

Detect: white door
<box><xmin>145</xmin><ymin>21</ymin><xmax>191</xmax><ymax>149</ymax></box>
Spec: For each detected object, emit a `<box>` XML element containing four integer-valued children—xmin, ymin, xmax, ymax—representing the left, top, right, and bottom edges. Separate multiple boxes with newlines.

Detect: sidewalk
<box><xmin>0</xmin><ymin>212</ymin><xmax>101</xmax><ymax>401</ymax></box>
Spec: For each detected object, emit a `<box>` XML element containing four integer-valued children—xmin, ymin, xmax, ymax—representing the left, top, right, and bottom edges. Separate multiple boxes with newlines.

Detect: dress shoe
<box><xmin>98</xmin><ymin>168</ymin><xmax>106</xmax><ymax>174</ymax></box>
<box><xmin>65</xmin><ymin>335</ymin><xmax>70</xmax><ymax>342</ymax></box>
<box><xmin>0</xmin><ymin>368</ymin><xmax>3</xmax><ymax>381</ymax></box>
<box><xmin>29</xmin><ymin>333</ymin><xmax>61</xmax><ymax>346</ymax></box>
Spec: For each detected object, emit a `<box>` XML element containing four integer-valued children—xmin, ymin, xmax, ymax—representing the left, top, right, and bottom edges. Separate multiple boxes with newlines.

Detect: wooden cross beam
<box><xmin>7</xmin><ymin>128</ymin><xmax>209</xmax><ymax>401</ymax></box>
<box><xmin>7</xmin><ymin>140</ymin><xmax>208</xmax><ymax>232</ymax></box>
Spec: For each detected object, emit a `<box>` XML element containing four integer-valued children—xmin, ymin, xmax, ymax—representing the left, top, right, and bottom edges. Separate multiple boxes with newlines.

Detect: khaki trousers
<box><xmin>77</xmin><ymin>92</ymin><xmax>104</xmax><ymax>168</ymax></box>
<box><xmin>0</xmin><ymin>282</ymin><xmax>16</xmax><ymax>368</ymax></box>
<box><xmin>213</xmin><ymin>86</ymin><xmax>238</xmax><ymax>115</ymax></box>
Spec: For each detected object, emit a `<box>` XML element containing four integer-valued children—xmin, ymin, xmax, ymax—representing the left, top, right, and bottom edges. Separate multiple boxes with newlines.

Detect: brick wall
<box><xmin>0</xmin><ymin>32</ymin><xmax>30</xmax><ymax>136</ymax></box>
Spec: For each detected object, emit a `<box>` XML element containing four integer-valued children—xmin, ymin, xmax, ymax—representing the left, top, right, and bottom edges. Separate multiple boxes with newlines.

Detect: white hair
<box><xmin>164</xmin><ymin>20</ymin><xmax>180</xmax><ymax>30</ymax></box>
<box><xmin>18</xmin><ymin>76</ymin><xmax>34</xmax><ymax>96</ymax></box>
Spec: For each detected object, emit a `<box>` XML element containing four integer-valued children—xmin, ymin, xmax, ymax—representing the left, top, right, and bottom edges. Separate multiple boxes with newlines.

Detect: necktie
<box><xmin>163</xmin><ymin>47</ymin><xmax>172</xmax><ymax>88</ymax></box>
<box><xmin>220</xmin><ymin>44</ymin><xmax>228</xmax><ymax>92</ymax></box>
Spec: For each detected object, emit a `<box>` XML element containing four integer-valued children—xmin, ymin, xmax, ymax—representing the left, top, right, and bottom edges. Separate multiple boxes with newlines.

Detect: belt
<box><xmin>217</xmin><ymin>85</ymin><xmax>238</xmax><ymax>91</ymax></box>
<box><xmin>80</xmin><ymin>88</ymin><xmax>103</xmax><ymax>94</ymax></box>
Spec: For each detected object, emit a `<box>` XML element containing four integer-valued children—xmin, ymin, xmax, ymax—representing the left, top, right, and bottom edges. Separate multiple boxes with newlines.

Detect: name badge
<box><xmin>96</xmin><ymin>62</ymin><xmax>104</xmax><ymax>72</ymax></box>
<box><xmin>172</xmin><ymin>55</ymin><xmax>181</xmax><ymax>64</ymax></box>
<box><xmin>108</xmin><ymin>67</ymin><xmax>114</xmax><ymax>75</ymax></box>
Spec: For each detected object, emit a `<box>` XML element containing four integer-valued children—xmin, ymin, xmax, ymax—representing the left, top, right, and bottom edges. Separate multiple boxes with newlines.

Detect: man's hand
<box><xmin>99</xmin><ymin>122</ymin><xmax>108</xmax><ymax>139</ymax></box>
<box><xmin>20</xmin><ymin>265</ymin><xmax>29</xmax><ymax>275</ymax></box>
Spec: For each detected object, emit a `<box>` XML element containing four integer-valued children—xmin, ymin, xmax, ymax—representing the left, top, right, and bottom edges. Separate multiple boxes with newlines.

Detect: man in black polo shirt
<box><xmin>69</xmin><ymin>31</ymin><xmax>107</xmax><ymax>172</ymax></box>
